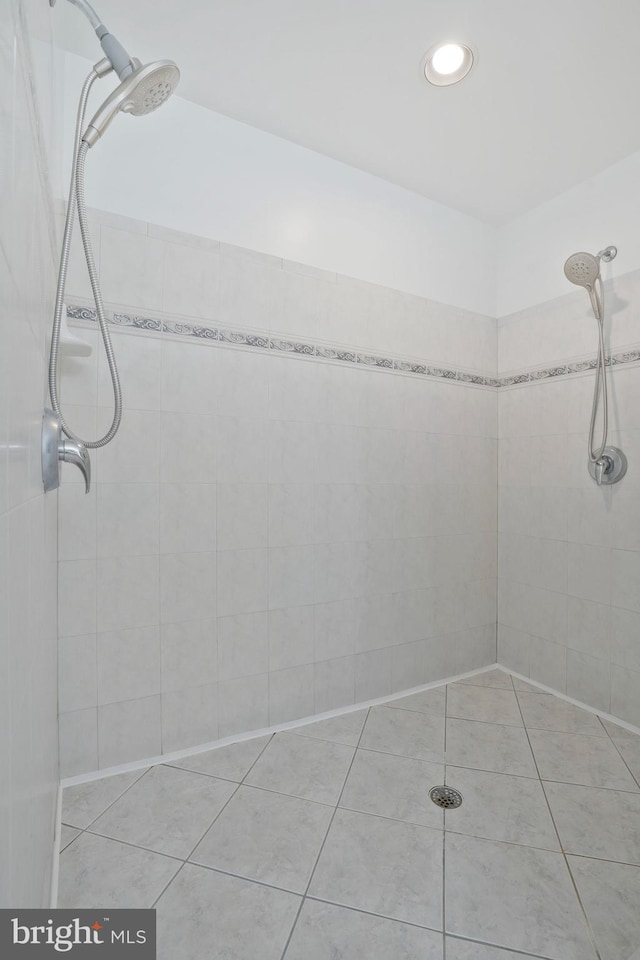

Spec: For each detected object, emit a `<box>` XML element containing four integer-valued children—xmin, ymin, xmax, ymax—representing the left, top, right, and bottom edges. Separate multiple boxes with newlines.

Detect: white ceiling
<box><xmin>52</xmin><ymin>0</ymin><xmax>640</xmax><ymax>225</ymax></box>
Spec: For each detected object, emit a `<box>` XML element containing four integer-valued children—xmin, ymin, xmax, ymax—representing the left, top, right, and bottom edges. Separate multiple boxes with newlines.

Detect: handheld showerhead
<box><xmin>563</xmin><ymin>252</ymin><xmax>601</xmax><ymax>290</ymax></box>
<box><xmin>82</xmin><ymin>59</ymin><xmax>180</xmax><ymax>147</ymax></box>
<box><xmin>563</xmin><ymin>250</ymin><xmax>606</xmax><ymax>322</ymax></box>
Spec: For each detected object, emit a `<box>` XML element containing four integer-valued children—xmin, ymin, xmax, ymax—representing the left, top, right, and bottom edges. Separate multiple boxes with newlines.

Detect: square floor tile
<box><xmin>191</xmin><ymin>785</ymin><xmax>333</xmax><ymax>892</ymax></box>
<box><xmin>167</xmin><ymin>735</ymin><xmax>272</xmax><ymax>781</ymax></box>
<box><xmin>445</xmin><ymin>833</ymin><xmax>596</xmax><ymax>959</ymax></box>
<box><xmin>156</xmin><ymin>863</ymin><xmax>300</xmax><ymax>960</ymax></box>
<box><xmin>517</xmin><ymin>692</ymin><xmax>606</xmax><ymax>737</ymax></box>
<box><xmin>62</xmin><ymin>769</ymin><xmax>148</xmax><ymax>828</ymax></box>
<box><xmin>308</xmin><ymin>808</ymin><xmax>442</xmax><ymax>928</ymax></box>
<box><xmin>544</xmin><ymin>780</ymin><xmax>640</xmax><ymax>863</ymax></box>
<box><xmin>447</xmin><ymin>684</ymin><xmax>522</xmax><ymax>726</ymax></box>
<box><xmin>389</xmin><ymin>687</ymin><xmax>446</xmax><ymax>716</ymax></box>
<box><xmin>89</xmin><ymin>765</ymin><xmax>237</xmax><ymax>858</ymax></box>
<box><xmin>294</xmin><ymin>710</ymin><xmax>368</xmax><ymax>746</ymax></box>
<box><xmin>444</xmin><ymin>767</ymin><xmax>559</xmax><ymax>850</ymax></box>
<box><xmin>446</xmin><ymin>718</ymin><xmax>537</xmax><ymax>778</ymax></box>
<box><xmin>340</xmin><ymin>748</ymin><xmax>444</xmax><ymax>828</ymax></box>
<box><xmin>58</xmin><ymin>832</ymin><xmax>180</xmax><ymax>908</ymax></box>
<box><xmin>459</xmin><ymin>668</ymin><xmax>514</xmax><ymax>690</ymax></box>
<box><xmin>569</xmin><ymin>856</ymin><xmax>640</xmax><ymax>960</ymax></box>
<box><xmin>284</xmin><ymin>899</ymin><xmax>443</xmax><ymax>959</ymax></box>
<box><xmin>359</xmin><ymin>706</ymin><xmax>445</xmax><ymax>762</ymax></box>
<box><xmin>528</xmin><ymin>729</ymin><xmax>639</xmax><ymax>791</ymax></box>
<box><xmin>245</xmin><ymin>733</ymin><xmax>354</xmax><ymax>804</ymax></box>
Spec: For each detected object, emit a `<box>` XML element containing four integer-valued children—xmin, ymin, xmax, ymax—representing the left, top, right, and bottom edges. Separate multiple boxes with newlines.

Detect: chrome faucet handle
<box><xmin>42</xmin><ymin>409</ymin><xmax>92</xmax><ymax>494</ymax></box>
<box><xmin>595</xmin><ymin>457</ymin><xmax>609</xmax><ymax>486</ymax></box>
<box><xmin>588</xmin><ymin>447</ymin><xmax>627</xmax><ymax>486</ymax></box>
<box><xmin>59</xmin><ymin>438</ymin><xmax>91</xmax><ymax>493</ymax></box>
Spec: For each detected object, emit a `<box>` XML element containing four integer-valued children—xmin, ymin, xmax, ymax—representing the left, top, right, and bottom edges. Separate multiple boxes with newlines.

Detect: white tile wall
<box><xmin>58</xmin><ymin>211</ymin><xmax>498</xmax><ymax>774</ymax></box>
<box><xmin>1</xmin><ymin>0</ymin><xmax>59</xmax><ymax>907</ymax></box>
<box><xmin>498</xmin><ymin>278</ymin><xmax>640</xmax><ymax>727</ymax></box>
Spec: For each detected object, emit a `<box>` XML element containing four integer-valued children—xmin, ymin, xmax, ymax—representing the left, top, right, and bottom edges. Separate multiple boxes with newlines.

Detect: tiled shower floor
<box><xmin>57</xmin><ymin>669</ymin><xmax>640</xmax><ymax>959</ymax></box>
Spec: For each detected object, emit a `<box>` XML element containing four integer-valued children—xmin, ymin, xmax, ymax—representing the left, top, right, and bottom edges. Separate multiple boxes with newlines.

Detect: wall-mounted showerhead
<box><xmin>82</xmin><ymin>59</ymin><xmax>180</xmax><ymax>146</ymax></box>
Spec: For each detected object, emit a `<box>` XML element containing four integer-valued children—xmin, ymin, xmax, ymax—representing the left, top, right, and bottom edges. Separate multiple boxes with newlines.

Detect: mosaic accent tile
<box><xmin>132</xmin><ymin>316</ymin><xmax>164</xmax><ymax>332</ymax></box>
<box><xmin>67</xmin><ymin>305</ymin><xmax>98</xmax><ymax>322</ymax></box>
<box><xmin>531</xmin><ymin>365</ymin><xmax>567</xmax><ymax>379</ymax></box>
<box><xmin>270</xmin><ymin>338</ymin><xmax>316</xmax><ymax>356</ymax></box>
<box><xmin>67</xmin><ymin>303</ymin><xmax>640</xmax><ymax>390</ymax></box>
<box><xmin>219</xmin><ymin>328</ymin><xmax>269</xmax><ymax>349</ymax></box>
<box><xmin>566</xmin><ymin>361</ymin><xmax>593</xmax><ymax>374</ymax></box>
<box><xmin>316</xmin><ymin>347</ymin><xmax>357</xmax><ymax>363</ymax></box>
<box><xmin>357</xmin><ymin>354</ymin><xmax>393</xmax><ymax>369</ymax></box>
<box><xmin>395</xmin><ymin>361</ymin><xmax>427</xmax><ymax>375</ymax></box>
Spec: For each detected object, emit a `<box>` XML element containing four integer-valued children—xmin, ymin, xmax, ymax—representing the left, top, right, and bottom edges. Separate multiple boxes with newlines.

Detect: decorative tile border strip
<box><xmin>68</xmin><ymin>304</ymin><xmax>640</xmax><ymax>389</ymax></box>
<box><xmin>499</xmin><ymin>349</ymin><xmax>640</xmax><ymax>386</ymax></box>
<box><xmin>67</xmin><ymin>304</ymin><xmax>499</xmax><ymax>387</ymax></box>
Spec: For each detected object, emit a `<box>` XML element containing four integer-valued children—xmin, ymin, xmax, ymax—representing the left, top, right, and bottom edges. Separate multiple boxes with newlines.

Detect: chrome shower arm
<box><xmin>51</xmin><ymin>0</ymin><xmax>137</xmax><ymax>78</ymax></box>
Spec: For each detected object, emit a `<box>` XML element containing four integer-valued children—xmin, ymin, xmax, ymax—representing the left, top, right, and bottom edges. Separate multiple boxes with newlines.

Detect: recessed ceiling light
<box><xmin>423</xmin><ymin>42</ymin><xmax>475</xmax><ymax>86</ymax></box>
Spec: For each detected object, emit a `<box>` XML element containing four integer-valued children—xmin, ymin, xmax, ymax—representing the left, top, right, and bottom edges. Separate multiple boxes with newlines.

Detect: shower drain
<box><xmin>429</xmin><ymin>785</ymin><xmax>463</xmax><ymax>809</ymax></box>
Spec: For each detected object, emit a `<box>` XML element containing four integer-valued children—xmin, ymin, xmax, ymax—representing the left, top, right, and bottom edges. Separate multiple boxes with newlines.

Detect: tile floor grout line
<box><xmin>598</xmin><ymin>714</ymin><xmax>640</xmax><ymax>791</ymax></box>
<box><xmin>239</xmin><ymin>732</ymin><xmax>277</xmax><ymax>784</ymax></box>
<box><xmin>354</xmin><ymin>741</ymin><xmax>445</xmax><ymax>766</ymax></box>
<box><xmin>336</xmin><ymin>802</ymin><xmax>441</xmax><ymax>831</ymax></box>
<box><xmin>539</xmin><ymin>775</ymin><xmax>640</xmax><ymax>796</ymax></box>
<box><xmin>304</xmin><ymin>894</ymin><xmax>444</xmax><ymax>934</ymax></box>
<box><xmin>174</xmin><ymin>861</ymin><xmax>306</xmax><ymax>898</ymax></box>
<box><xmin>160</xmin><ymin>761</ymin><xmax>260</xmax><ymax>784</ymax></box>
<box><xmin>65</xmin><ymin>765</ymin><xmax>151</xmax><ymax>833</ymax></box>
<box><xmin>79</xmin><ymin>829</ymin><xmax>186</xmax><ymax>863</ymax></box>
<box><xmin>150</xmin><ymin>860</ymin><xmax>187</xmax><ymax>911</ymax></box>
<box><xmin>277</xmin><ymin>706</ymin><xmax>373</xmax><ymax>960</ymax></box>
<box><xmin>181</xmin><ymin>782</ymin><xmax>244</xmax><ymax>864</ymax></box>
<box><xmin>445</xmin><ymin>932</ymin><xmax>556</xmax><ymax>959</ymax></box>
<box><xmin>512</xmin><ymin>674</ymin><xmax>604</xmax><ymax>960</ymax></box>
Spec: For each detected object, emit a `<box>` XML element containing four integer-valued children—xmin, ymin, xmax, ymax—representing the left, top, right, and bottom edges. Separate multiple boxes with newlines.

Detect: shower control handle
<box><xmin>587</xmin><ymin>446</ymin><xmax>627</xmax><ymax>486</ymax></box>
<box><xmin>60</xmin><ymin>439</ymin><xmax>91</xmax><ymax>493</ymax></box>
<box><xmin>42</xmin><ymin>409</ymin><xmax>91</xmax><ymax>494</ymax></box>
<box><xmin>595</xmin><ymin>457</ymin><xmax>609</xmax><ymax>485</ymax></box>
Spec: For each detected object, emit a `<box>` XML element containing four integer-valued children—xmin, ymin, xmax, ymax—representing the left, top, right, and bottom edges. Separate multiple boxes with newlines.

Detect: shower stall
<box><xmin>3</xmin><ymin>0</ymin><xmax>640</xmax><ymax>956</ymax></box>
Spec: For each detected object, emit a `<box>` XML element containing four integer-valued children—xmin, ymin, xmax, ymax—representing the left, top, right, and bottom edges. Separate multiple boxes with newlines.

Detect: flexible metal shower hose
<box><xmin>588</xmin><ymin>278</ymin><xmax>608</xmax><ymax>463</ymax></box>
<box><xmin>48</xmin><ymin>69</ymin><xmax>122</xmax><ymax>448</ymax></box>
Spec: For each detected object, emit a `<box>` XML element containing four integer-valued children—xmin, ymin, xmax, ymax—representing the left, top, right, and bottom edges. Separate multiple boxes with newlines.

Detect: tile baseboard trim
<box><xmin>49</xmin><ymin>782</ymin><xmax>63</xmax><ymax>908</ymax></box>
<box><xmin>67</xmin><ymin>303</ymin><xmax>498</xmax><ymax>387</ymax></box>
<box><xmin>59</xmin><ymin>662</ymin><xmax>501</xmax><ymax>789</ymax></box>
<box><xmin>496</xmin><ymin>662</ymin><xmax>640</xmax><ymax>738</ymax></box>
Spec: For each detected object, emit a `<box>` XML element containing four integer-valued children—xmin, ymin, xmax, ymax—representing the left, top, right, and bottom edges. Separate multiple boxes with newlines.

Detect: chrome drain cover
<box><xmin>430</xmin><ymin>785</ymin><xmax>462</xmax><ymax>809</ymax></box>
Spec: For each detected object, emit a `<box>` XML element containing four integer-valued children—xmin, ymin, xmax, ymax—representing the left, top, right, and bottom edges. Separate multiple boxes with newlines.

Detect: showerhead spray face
<box><xmin>82</xmin><ymin>59</ymin><xmax>180</xmax><ymax>147</ymax></box>
<box><xmin>563</xmin><ymin>252</ymin><xmax>601</xmax><ymax>290</ymax></box>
